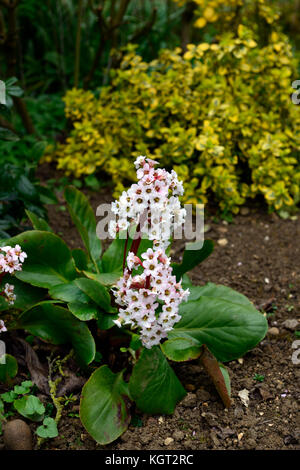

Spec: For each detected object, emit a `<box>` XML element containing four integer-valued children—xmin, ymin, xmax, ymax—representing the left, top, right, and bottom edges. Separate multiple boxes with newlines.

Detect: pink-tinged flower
<box><xmin>127</xmin><ymin>252</ymin><xmax>141</xmax><ymax>271</ymax></box>
<box><xmin>112</xmin><ymin>243</ymin><xmax>189</xmax><ymax>348</ymax></box>
<box><xmin>2</xmin><ymin>256</ymin><xmax>21</xmax><ymax>274</ymax></box>
<box><xmin>0</xmin><ymin>319</ymin><xmax>7</xmax><ymax>333</ymax></box>
<box><xmin>12</xmin><ymin>245</ymin><xmax>27</xmax><ymax>263</ymax></box>
<box><xmin>134</xmin><ymin>155</ymin><xmax>147</xmax><ymax>169</ymax></box>
<box><xmin>110</xmin><ymin>157</ymin><xmax>189</xmax><ymax>348</ymax></box>
<box><xmin>0</xmin><ymin>244</ymin><xmax>27</xmax><ymax>274</ymax></box>
<box><xmin>3</xmin><ymin>283</ymin><xmax>16</xmax><ymax>305</ymax></box>
<box><xmin>109</xmin><ymin>157</ymin><xmax>186</xmax><ymax>250</ymax></box>
<box><xmin>113</xmin><ymin>318</ymin><xmax>122</xmax><ymax>328</ymax></box>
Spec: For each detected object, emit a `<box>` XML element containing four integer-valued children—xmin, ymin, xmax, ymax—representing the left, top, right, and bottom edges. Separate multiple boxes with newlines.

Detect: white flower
<box><xmin>0</xmin><ymin>244</ymin><xmax>27</xmax><ymax>274</ymax></box>
<box><xmin>134</xmin><ymin>155</ymin><xmax>147</xmax><ymax>169</ymax></box>
<box><xmin>109</xmin><ymin>220</ymin><xmax>119</xmax><ymax>238</ymax></box>
<box><xmin>0</xmin><ymin>319</ymin><xmax>7</xmax><ymax>333</ymax></box>
<box><xmin>3</xmin><ymin>283</ymin><xmax>16</xmax><ymax>305</ymax></box>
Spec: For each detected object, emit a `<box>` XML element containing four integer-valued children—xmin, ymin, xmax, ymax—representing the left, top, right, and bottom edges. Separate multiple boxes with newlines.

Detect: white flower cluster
<box><xmin>0</xmin><ymin>244</ymin><xmax>27</xmax><ymax>274</ymax></box>
<box><xmin>0</xmin><ymin>244</ymin><xmax>27</xmax><ymax>308</ymax></box>
<box><xmin>113</xmin><ymin>248</ymin><xmax>189</xmax><ymax>348</ymax></box>
<box><xmin>109</xmin><ymin>156</ymin><xmax>186</xmax><ymax>251</ymax></box>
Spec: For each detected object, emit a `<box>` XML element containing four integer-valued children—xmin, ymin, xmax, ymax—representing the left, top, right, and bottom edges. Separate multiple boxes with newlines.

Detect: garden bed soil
<box><xmin>1</xmin><ymin>167</ymin><xmax>299</xmax><ymax>451</ymax></box>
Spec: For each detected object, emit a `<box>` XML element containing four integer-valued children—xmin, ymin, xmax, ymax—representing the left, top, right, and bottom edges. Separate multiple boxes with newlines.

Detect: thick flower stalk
<box><xmin>110</xmin><ymin>157</ymin><xmax>189</xmax><ymax>348</ymax></box>
<box><xmin>0</xmin><ymin>244</ymin><xmax>27</xmax><ymax>332</ymax></box>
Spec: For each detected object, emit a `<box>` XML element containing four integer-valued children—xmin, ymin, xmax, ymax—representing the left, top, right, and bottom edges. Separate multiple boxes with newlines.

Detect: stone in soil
<box><xmin>3</xmin><ymin>420</ymin><xmax>32</xmax><ymax>450</ymax></box>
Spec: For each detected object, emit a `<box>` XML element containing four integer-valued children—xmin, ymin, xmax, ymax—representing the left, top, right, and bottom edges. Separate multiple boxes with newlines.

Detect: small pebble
<box><xmin>164</xmin><ymin>437</ymin><xmax>174</xmax><ymax>446</ymax></box>
<box><xmin>282</xmin><ymin>319</ymin><xmax>298</xmax><ymax>331</ymax></box>
<box><xmin>173</xmin><ymin>430</ymin><xmax>185</xmax><ymax>441</ymax></box>
<box><xmin>218</xmin><ymin>238</ymin><xmax>228</xmax><ymax>247</ymax></box>
<box><xmin>268</xmin><ymin>327</ymin><xmax>280</xmax><ymax>336</ymax></box>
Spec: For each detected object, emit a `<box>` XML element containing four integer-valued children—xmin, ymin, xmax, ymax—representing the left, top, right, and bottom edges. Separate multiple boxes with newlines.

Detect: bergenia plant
<box><xmin>0</xmin><ymin>156</ymin><xmax>268</xmax><ymax>445</ymax></box>
<box><xmin>111</xmin><ymin>157</ymin><xmax>189</xmax><ymax>349</ymax></box>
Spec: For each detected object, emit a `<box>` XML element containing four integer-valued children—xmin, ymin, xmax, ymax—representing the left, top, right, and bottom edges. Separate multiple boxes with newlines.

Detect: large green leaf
<box><xmin>0</xmin><ymin>278</ymin><xmax>46</xmax><ymax>311</ymax></box>
<box><xmin>49</xmin><ymin>282</ymin><xmax>99</xmax><ymax>321</ymax></box>
<box><xmin>68</xmin><ymin>302</ymin><xmax>98</xmax><ymax>321</ymax></box>
<box><xmin>167</xmin><ymin>294</ymin><xmax>268</xmax><ymax>362</ymax></box>
<box><xmin>80</xmin><ymin>366</ymin><xmax>130</xmax><ymax>444</ymax></box>
<box><xmin>129</xmin><ymin>347</ymin><xmax>186</xmax><ymax>414</ymax></box>
<box><xmin>0</xmin><ymin>354</ymin><xmax>18</xmax><ymax>383</ymax></box>
<box><xmin>4</xmin><ymin>231</ymin><xmax>77</xmax><ymax>288</ymax></box>
<box><xmin>74</xmin><ymin>278</ymin><xmax>112</xmax><ymax>312</ymax></box>
<box><xmin>64</xmin><ymin>186</ymin><xmax>102</xmax><ymax>271</ymax></box>
<box><xmin>50</xmin><ymin>279</ymin><xmax>113</xmax><ymax>319</ymax></box>
<box><xmin>187</xmin><ymin>282</ymin><xmax>255</xmax><ymax>307</ymax></box>
<box><xmin>84</xmin><ymin>271</ymin><xmax>121</xmax><ymax>287</ymax></box>
<box><xmin>101</xmin><ymin>237</ymin><xmax>127</xmax><ymax>274</ymax></box>
<box><xmin>172</xmin><ymin>240</ymin><xmax>214</xmax><ymax>280</ymax></box>
<box><xmin>72</xmin><ymin>249</ymin><xmax>89</xmax><ymax>271</ymax></box>
<box><xmin>97</xmin><ymin>312</ymin><xmax>119</xmax><ymax>330</ymax></box>
<box><xmin>49</xmin><ymin>282</ymin><xmax>89</xmax><ymax>304</ymax></box>
<box><xmin>17</xmin><ymin>302</ymin><xmax>95</xmax><ymax>365</ymax></box>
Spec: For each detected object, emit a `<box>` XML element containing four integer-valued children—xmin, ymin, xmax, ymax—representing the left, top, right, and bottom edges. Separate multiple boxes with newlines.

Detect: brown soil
<box><xmin>1</xmin><ymin>166</ymin><xmax>299</xmax><ymax>451</ymax></box>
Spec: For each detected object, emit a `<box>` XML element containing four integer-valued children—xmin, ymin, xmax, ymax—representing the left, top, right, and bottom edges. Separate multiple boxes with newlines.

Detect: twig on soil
<box><xmin>37</xmin><ymin>349</ymin><xmax>74</xmax><ymax>448</ymax></box>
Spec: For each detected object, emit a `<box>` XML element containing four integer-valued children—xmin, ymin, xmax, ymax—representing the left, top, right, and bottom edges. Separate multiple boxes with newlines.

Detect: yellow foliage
<box><xmin>47</xmin><ymin>28</ymin><xmax>300</xmax><ymax>214</ymax></box>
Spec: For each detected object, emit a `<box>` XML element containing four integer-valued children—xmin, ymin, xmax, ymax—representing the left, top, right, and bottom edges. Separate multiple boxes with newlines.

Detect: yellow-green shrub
<box><xmin>46</xmin><ymin>27</ymin><xmax>300</xmax><ymax>214</ymax></box>
<box><xmin>173</xmin><ymin>1</ymin><xmax>291</xmax><ymax>38</ymax></box>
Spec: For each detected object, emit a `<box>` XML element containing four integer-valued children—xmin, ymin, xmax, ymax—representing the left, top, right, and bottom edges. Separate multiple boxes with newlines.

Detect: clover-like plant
<box><xmin>0</xmin><ymin>157</ymin><xmax>267</xmax><ymax>444</ymax></box>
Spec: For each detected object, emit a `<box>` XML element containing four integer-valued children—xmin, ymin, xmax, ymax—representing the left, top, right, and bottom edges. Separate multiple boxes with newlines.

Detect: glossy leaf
<box><xmin>97</xmin><ymin>312</ymin><xmax>118</xmax><ymax>330</ymax></box>
<box><xmin>80</xmin><ymin>366</ymin><xmax>130</xmax><ymax>444</ymax></box>
<box><xmin>74</xmin><ymin>278</ymin><xmax>112</xmax><ymax>312</ymax></box>
<box><xmin>25</xmin><ymin>210</ymin><xmax>53</xmax><ymax>232</ymax></box>
<box><xmin>5</xmin><ymin>231</ymin><xmax>77</xmax><ymax>288</ymax></box>
<box><xmin>129</xmin><ymin>347</ymin><xmax>186</xmax><ymax>414</ymax></box>
<box><xmin>187</xmin><ymin>282</ymin><xmax>255</xmax><ymax>307</ymax></box>
<box><xmin>68</xmin><ymin>301</ymin><xmax>98</xmax><ymax>321</ymax></box>
<box><xmin>84</xmin><ymin>271</ymin><xmax>121</xmax><ymax>287</ymax></box>
<box><xmin>64</xmin><ymin>186</ymin><xmax>102</xmax><ymax>270</ymax></box>
<box><xmin>18</xmin><ymin>302</ymin><xmax>95</xmax><ymax>365</ymax></box>
<box><xmin>72</xmin><ymin>249</ymin><xmax>89</xmax><ymax>271</ymax></box>
<box><xmin>168</xmin><ymin>295</ymin><xmax>268</xmax><ymax>362</ymax></box>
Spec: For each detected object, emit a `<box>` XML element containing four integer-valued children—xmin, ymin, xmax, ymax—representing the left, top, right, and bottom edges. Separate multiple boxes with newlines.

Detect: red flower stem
<box><xmin>0</xmin><ymin>272</ymin><xmax>6</xmax><ymax>297</ymax></box>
